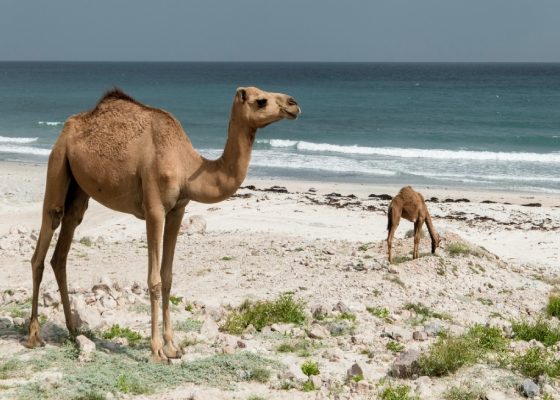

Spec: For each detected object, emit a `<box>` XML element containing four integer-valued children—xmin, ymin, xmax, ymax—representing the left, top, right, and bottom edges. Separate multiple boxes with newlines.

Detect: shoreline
<box><xmin>1</xmin><ymin>160</ymin><xmax>559</xmax><ymax>207</ymax></box>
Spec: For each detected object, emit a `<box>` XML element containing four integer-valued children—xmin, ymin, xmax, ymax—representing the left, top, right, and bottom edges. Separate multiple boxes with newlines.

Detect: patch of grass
<box><xmin>0</xmin><ymin>358</ymin><xmax>24</xmax><ymax>379</ymax></box>
<box><xmin>477</xmin><ymin>297</ymin><xmax>493</xmax><ymax>306</ymax></box>
<box><xmin>169</xmin><ymin>295</ymin><xmax>182</xmax><ymax>306</ymax></box>
<box><xmin>301</xmin><ymin>380</ymin><xmax>315</xmax><ymax>392</ymax></box>
<box><xmin>417</xmin><ymin>324</ymin><xmax>507</xmax><ymax>377</ymax></box>
<box><xmin>417</xmin><ymin>335</ymin><xmax>479</xmax><ymax>377</ymax></box>
<box><xmin>223</xmin><ymin>293</ymin><xmax>306</xmax><ymax>334</ymax></box>
<box><xmin>301</xmin><ymin>360</ymin><xmax>320</xmax><ymax>376</ymax></box>
<box><xmin>18</xmin><ymin>348</ymin><xmax>279</xmax><ymax>398</ymax></box>
<box><xmin>546</xmin><ymin>295</ymin><xmax>560</xmax><ymax>318</ymax></box>
<box><xmin>277</xmin><ymin>339</ymin><xmax>316</xmax><ymax>357</ymax></box>
<box><xmin>386</xmin><ymin>341</ymin><xmax>405</xmax><ymax>353</ymax></box>
<box><xmin>467</xmin><ymin>324</ymin><xmax>508</xmax><ymax>353</ymax></box>
<box><xmin>116</xmin><ymin>373</ymin><xmax>152</xmax><ymax>395</ymax></box>
<box><xmin>404</xmin><ymin>302</ymin><xmax>451</xmax><ymax>323</ymax></box>
<box><xmin>129</xmin><ymin>302</ymin><xmax>151</xmax><ymax>315</ymax></box>
<box><xmin>184</xmin><ymin>302</ymin><xmax>194</xmax><ymax>312</ymax></box>
<box><xmin>391</xmin><ymin>255</ymin><xmax>411</xmax><ymax>265</ymax></box>
<box><xmin>512</xmin><ymin>318</ymin><xmax>560</xmax><ymax>347</ymax></box>
<box><xmin>379</xmin><ymin>384</ymin><xmax>419</xmax><ymax>400</ymax></box>
<box><xmin>337</xmin><ymin>311</ymin><xmax>356</xmax><ymax>322</ymax></box>
<box><xmin>102</xmin><ymin>324</ymin><xmax>142</xmax><ymax>346</ymax></box>
<box><xmin>384</xmin><ymin>274</ymin><xmax>407</xmax><ymax>288</ymax></box>
<box><xmin>174</xmin><ymin>318</ymin><xmax>203</xmax><ymax>333</ymax></box>
<box><xmin>446</xmin><ymin>242</ymin><xmax>484</xmax><ymax>258</ymax></box>
<box><xmin>247</xmin><ymin>396</ymin><xmax>266</xmax><ymax>400</ymax></box>
<box><xmin>358</xmin><ymin>243</ymin><xmax>371</xmax><ymax>251</ymax></box>
<box><xmin>3</xmin><ymin>289</ymin><xmax>14</xmax><ymax>296</ymax></box>
<box><xmin>221</xmin><ymin>256</ymin><xmax>234</xmax><ymax>261</ymax></box>
<box><xmin>443</xmin><ymin>383</ymin><xmax>485</xmax><ymax>400</ymax></box>
<box><xmin>1</xmin><ymin>297</ymin><xmax>32</xmax><ymax>318</ymax></box>
<box><xmin>351</xmin><ymin>374</ymin><xmax>364</xmax><ymax>382</ymax></box>
<box><xmin>367</xmin><ymin>306</ymin><xmax>392</xmax><ymax>322</ymax></box>
<box><xmin>79</xmin><ymin>236</ymin><xmax>93</xmax><ymax>247</ymax></box>
<box><xmin>511</xmin><ymin>347</ymin><xmax>560</xmax><ymax>379</ymax></box>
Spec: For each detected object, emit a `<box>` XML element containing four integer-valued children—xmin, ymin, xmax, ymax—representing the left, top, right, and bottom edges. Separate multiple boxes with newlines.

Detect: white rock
<box><xmin>271</xmin><ymin>323</ymin><xmax>294</xmax><ymax>335</ymax></box>
<box><xmin>183</xmin><ymin>215</ymin><xmax>207</xmax><ymax>236</ymax></box>
<box><xmin>307</xmin><ymin>323</ymin><xmax>330</xmax><ymax>339</ymax></box>
<box><xmin>0</xmin><ymin>316</ymin><xmax>13</xmax><ymax>328</ymax></box>
<box><xmin>70</xmin><ymin>297</ymin><xmax>103</xmax><ymax>330</ymax></box>
<box><xmin>200</xmin><ymin>317</ymin><xmax>219</xmax><ymax>340</ymax></box>
<box><xmin>76</xmin><ymin>335</ymin><xmax>96</xmax><ymax>361</ymax></box>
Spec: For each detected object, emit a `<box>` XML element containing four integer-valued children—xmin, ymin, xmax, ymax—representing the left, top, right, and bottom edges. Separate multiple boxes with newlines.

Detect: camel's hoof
<box><xmin>163</xmin><ymin>341</ymin><xmax>182</xmax><ymax>359</ymax></box>
<box><xmin>151</xmin><ymin>349</ymin><xmax>169</xmax><ymax>363</ymax></box>
<box><xmin>25</xmin><ymin>335</ymin><xmax>45</xmax><ymax>349</ymax></box>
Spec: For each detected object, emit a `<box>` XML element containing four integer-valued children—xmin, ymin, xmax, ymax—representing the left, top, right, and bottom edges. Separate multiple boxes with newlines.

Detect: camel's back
<box><xmin>66</xmin><ymin>89</ymin><xmax>188</xmax><ymax>161</ymax></box>
<box><xmin>394</xmin><ymin>186</ymin><xmax>426</xmax><ymax>221</ymax></box>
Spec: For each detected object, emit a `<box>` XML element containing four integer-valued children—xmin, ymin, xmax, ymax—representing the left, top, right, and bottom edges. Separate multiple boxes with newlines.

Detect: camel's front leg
<box><xmin>161</xmin><ymin>204</ymin><xmax>186</xmax><ymax>359</ymax></box>
<box><xmin>145</xmin><ymin>205</ymin><xmax>166</xmax><ymax>362</ymax></box>
<box><xmin>413</xmin><ymin>218</ymin><xmax>424</xmax><ymax>259</ymax></box>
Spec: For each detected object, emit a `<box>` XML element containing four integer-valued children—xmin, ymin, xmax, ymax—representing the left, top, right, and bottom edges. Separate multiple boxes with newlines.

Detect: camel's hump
<box><xmin>95</xmin><ymin>87</ymin><xmax>140</xmax><ymax>108</ymax></box>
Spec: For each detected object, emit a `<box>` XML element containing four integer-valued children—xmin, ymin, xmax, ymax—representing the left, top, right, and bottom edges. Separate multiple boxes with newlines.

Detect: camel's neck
<box><xmin>184</xmin><ymin>115</ymin><xmax>256</xmax><ymax>204</ymax></box>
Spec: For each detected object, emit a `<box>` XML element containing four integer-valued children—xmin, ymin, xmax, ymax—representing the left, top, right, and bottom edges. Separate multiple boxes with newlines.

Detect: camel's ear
<box><xmin>237</xmin><ymin>87</ymin><xmax>247</xmax><ymax>103</ymax></box>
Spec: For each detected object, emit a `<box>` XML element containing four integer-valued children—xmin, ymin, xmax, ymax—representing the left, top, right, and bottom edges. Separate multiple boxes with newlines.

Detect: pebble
<box><xmin>307</xmin><ymin>323</ymin><xmax>330</xmax><ymax>339</ymax></box>
<box><xmin>521</xmin><ymin>379</ymin><xmax>540</xmax><ymax>398</ymax></box>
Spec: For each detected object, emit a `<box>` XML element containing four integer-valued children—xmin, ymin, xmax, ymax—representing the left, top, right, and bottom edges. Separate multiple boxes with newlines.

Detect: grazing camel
<box><xmin>27</xmin><ymin>87</ymin><xmax>300</xmax><ymax>361</ymax></box>
<box><xmin>386</xmin><ymin>186</ymin><xmax>440</xmax><ymax>263</ymax></box>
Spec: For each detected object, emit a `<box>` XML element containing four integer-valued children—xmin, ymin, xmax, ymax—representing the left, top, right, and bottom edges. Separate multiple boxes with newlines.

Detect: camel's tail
<box><xmin>425</xmin><ymin>211</ymin><xmax>440</xmax><ymax>252</ymax></box>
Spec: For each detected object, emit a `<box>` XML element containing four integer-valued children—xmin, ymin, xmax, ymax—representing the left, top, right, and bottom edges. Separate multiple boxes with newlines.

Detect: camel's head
<box><xmin>432</xmin><ymin>234</ymin><xmax>441</xmax><ymax>254</ymax></box>
<box><xmin>233</xmin><ymin>86</ymin><xmax>301</xmax><ymax>129</ymax></box>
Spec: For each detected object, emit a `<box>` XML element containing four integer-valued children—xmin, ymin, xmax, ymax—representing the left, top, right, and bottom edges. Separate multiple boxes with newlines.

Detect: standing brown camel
<box><xmin>386</xmin><ymin>186</ymin><xmax>440</xmax><ymax>263</ymax></box>
<box><xmin>27</xmin><ymin>87</ymin><xmax>300</xmax><ymax>361</ymax></box>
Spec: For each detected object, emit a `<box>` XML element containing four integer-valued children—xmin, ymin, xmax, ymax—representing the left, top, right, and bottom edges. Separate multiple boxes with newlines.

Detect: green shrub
<box><xmin>512</xmin><ymin>318</ymin><xmax>560</xmax><ymax>347</ymax></box>
<box><xmin>380</xmin><ymin>384</ymin><xmax>419</xmax><ymax>400</ymax></box>
<box><xmin>446</xmin><ymin>242</ymin><xmax>471</xmax><ymax>256</ymax></box>
<box><xmin>277</xmin><ymin>339</ymin><xmax>315</xmax><ymax>357</ymax></box>
<box><xmin>467</xmin><ymin>324</ymin><xmax>508</xmax><ymax>352</ymax></box>
<box><xmin>174</xmin><ymin>318</ymin><xmax>203</xmax><ymax>333</ymax></box>
<box><xmin>512</xmin><ymin>347</ymin><xmax>560</xmax><ymax>378</ymax></box>
<box><xmin>223</xmin><ymin>293</ymin><xmax>306</xmax><ymax>334</ymax></box>
<box><xmin>417</xmin><ymin>335</ymin><xmax>479</xmax><ymax>377</ymax></box>
<box><xmin>301</xmin><ymin>360</ymin><xmax>320</xmax><ymax>376</ymax></box>
<box><xmin>116</xmin><ymin>373</ymin><xmax>151</xmax><ymax>394</ymax></box>
<box><xmin>404</xmin><ymin>302</ymin><xmax>450</xmax><ymax>322</ymax></box>
<box><xmin>546</xmin><ymin>295</ymin><xmax>560</xmax><ymax>318</ymax></box>
<box><xmin>443</xmin><ymin>383</ymin><xmax>485</xmax><ymax>400</ymax></box>
<box><xmin>301</xmin><ymin>380</ymin><xmax>315</xmax><ymax>391</ymax></box>
<box><xmin>102</xmin><ymin>324</ymin><xmax>142</xmax><ymax>346</ymax></box>
<box><xmin>169</xmin><ymin>295</ymin><xmax>182</xmax><ymax>306</ymax></box>
<box><xmin>367</xmin><ymin>306</ymin><xmax>391</xmax><ymax>321</ymax></box>
<box><xmin>386</xmin><ymin>341</ymin><xmax>405</xmax><ymax>353</ymax></box>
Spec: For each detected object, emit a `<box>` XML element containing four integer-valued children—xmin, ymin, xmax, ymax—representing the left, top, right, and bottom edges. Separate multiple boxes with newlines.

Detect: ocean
<box><xmin>0</xmin><ymin>62</ymin><xmax>559</xmax><ymax>193</ymax></box>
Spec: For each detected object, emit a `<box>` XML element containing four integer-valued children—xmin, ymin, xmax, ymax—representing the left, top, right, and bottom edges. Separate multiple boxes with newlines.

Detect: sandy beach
<box><xmin>1</xmin><ymin>160</ymin><xmax>560</xmax><ymax>399</ymax></box>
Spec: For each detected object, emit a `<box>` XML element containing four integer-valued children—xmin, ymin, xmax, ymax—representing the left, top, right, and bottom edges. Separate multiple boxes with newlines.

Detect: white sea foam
<box><xmin>0</xmin><ymin>145</ymin><xmax>51</xmax><ymax>156</ymax></box>
<box><xmin>0</xmin><ymin>136</ymin><xmax>38</xmax><ymax>144</ymax></box>
<box><xmin>38</xmin><ymin>121</ymin><xmax>63</xmax><ymax>126</ymax></box>
<box><xmin>262</xmin><ymin>139</ymin><xmax>560</xmax><ymax>163</ymax></box>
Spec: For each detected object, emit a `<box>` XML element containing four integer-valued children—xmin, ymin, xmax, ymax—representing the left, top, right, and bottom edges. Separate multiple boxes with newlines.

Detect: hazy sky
<box><xmin>1</xmin><ymin>0</ymin><xmax>559</xmax><ymax>62</ymax></box>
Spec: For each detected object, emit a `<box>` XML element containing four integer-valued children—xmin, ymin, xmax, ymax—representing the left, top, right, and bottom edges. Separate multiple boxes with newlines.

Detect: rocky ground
<box><xmin>1</xmin><ymin>176</ymin><xmax>559</xmax><ymax>399</ymax></box>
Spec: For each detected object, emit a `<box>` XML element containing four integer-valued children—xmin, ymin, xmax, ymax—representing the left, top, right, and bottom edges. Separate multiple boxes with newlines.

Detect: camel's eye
<box><xmin>256</xmin><ymin>99</ymin><xmax>267</xmax><ymax>108</ymax></box>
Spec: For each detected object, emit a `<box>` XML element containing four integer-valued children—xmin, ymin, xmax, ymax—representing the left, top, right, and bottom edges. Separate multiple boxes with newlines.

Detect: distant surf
<box><xmin>257</xmin><ymin>139</ymin><xmax>560</xmax><ymax>164</ymax></box>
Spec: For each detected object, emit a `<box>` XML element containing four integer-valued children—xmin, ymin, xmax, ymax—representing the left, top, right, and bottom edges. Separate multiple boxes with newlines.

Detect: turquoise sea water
<box><xmin>0</xmin><ymin>62</ymin><xmax>559</xmax><ymax>192</ymax></box>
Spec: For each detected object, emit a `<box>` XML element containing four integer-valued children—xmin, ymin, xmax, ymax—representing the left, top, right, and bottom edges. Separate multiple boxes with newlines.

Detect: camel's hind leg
<box><xmin>161</xmin><ymin>204</ymin><xmax>186</xmax><ymax>359</ymax></box>
<box><xmin>27</xmin><ymin>145</ymin><xmax>71</xmax><ymax>348</ymax></box>
<box><xmin>50</xmin><ymin>180</ymin><xmax>89</xmax><ymax>335</ymax></box>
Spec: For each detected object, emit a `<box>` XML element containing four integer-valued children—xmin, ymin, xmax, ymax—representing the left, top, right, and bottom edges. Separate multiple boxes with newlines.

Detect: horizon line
<box><xmin>1</xmin><ymin>60</ymin><xmax>560</xmax><ymax>64</ymax></box>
